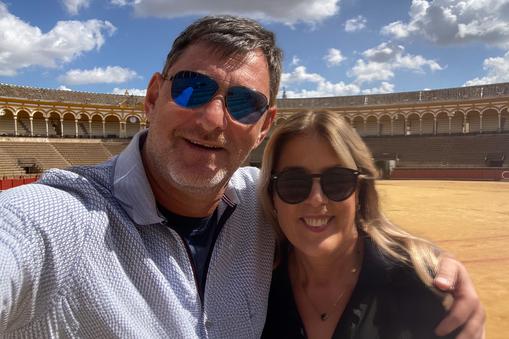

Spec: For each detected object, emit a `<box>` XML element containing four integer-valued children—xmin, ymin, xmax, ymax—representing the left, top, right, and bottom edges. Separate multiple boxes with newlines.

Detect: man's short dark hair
<box><xmin>162</xmin><ymin>15</ymin><xmax>283</xmax><ymax>106</ymax></box>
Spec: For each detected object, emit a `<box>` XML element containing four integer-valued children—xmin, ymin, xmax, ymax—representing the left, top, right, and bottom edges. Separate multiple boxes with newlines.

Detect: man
<box><xmin>0</xmin><ymin>16</ymin><xmax>484</xmax><ymax>338</ymax></box>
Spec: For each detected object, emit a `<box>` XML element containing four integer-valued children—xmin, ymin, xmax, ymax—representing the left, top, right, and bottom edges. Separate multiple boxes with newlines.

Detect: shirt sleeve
<box><xmin>0</xmin><ymin>202</ymin><xmax>45</xmax><ymax>333</ymax></box>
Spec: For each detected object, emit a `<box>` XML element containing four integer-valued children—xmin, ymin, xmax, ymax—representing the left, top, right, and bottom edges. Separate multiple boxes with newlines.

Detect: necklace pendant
<box><xmin>320</xmin><ymin>313</ymin><xmax>329</xmax><ymax>321</ymax></box>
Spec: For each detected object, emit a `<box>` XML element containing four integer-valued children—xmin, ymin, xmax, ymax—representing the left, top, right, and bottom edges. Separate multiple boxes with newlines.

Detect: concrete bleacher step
<box><xmin>364</xmin><ymin>133</ymin><xmax>509</xmax><ymax>168</ymax></box>
<box><xmin>0</xmin><ymin>141</ymin><xmax>70</xmax><ymax>172</ymax></box>
<box><xmin>0</xmin><ymin>148</ymin><xmax>26</xmax><ymax>177</ymax></box>
<box><xmin>102</xmin><ymin>142</ymin><xmax>129</xmax><ymax>156</ymax></box>
<box><xmin>51</xmin><ymin>142</ymin><xmax>114</xmax><ymax>166</ymax></box>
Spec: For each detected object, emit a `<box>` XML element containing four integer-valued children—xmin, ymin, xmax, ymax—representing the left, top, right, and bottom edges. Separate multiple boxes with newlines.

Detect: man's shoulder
<box><xmin>0</xmin><ymin>162</ymin><xmax>114</xmax><ymax>214</ymax></box>
<box><xmin>230</xmin><ymin>166</ymin><xmax>260</xmax><ymax>188</ymax></box>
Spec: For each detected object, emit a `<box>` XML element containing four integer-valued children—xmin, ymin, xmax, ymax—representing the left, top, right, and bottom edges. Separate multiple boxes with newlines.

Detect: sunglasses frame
<box><xmin>163</xmin><ymin>70</ymin><xmax>269</xmax><ymax>125</ymax></box>
<box><xmin>271</xmin><ymin>166</ymin><xmax>361</xmax><ymax>204</ymax></box>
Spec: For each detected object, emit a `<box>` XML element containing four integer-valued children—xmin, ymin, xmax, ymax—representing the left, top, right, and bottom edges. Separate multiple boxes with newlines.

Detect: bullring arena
<box><xmin>1</xmin><ymin>82</ymin><xmax>508</xmax><ymax>337</ymax></box>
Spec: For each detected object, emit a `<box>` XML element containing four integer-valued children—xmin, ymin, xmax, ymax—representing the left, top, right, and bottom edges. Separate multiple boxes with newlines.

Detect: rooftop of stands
<box><xmin>2</xmin><ymin>81</ymin><xmax>509</xmax><ymax>110</ymax></box>
<box><xmin>0</xmin><ymin>83</ymin><xmax>143</xmax><ymax>107</ymax></box>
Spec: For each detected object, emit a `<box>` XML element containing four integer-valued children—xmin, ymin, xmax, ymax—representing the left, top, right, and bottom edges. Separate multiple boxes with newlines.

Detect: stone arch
<box><xmin>77</xmin><ymin>112</ymin><xmax>91</xmax><ymax>138</ymax></box>
<box><xmin>105</xmin><ymin>114</ymin><xmax>120</xmax><ymax>138</ymax></box>
<box><xmin>48</xmin><ymin>112</ymin><xmax>61</xmax><ymax>137</ymax></box>
<box><xmin>0</xmin><ymin>108</ymin><xmax>15</xmax><ymax>136</ymax></box>
<box><xmin>379</xmin><ymin>115</ymin><xmax>391</xmax><ymax>136</ymax></box>
<box><xmin>421</xmin><ymin>112</ymin><xmax>434</xmax><ymax>135</ymax></box>
<box><xmin>91</xmin><ymin>114</ymin><xmax>104</xmax><ymax>138</ymax></box>
<box><xmin>465</xmin><ymin>110</ymin><xmax>481</xmax><ymax>133</ymax></box>
<box><xmin>352</xmin><ymin>116</ymin><xmax>365</xmax><ymax>136</ymax></box>
<box><xmin>16</xmin><ymin>110</ymin><xmax>31</xmax><ymax>136</ymax></box>
<box><xmin>406</xmin><ymin>113</ymin><xmax>420</xmax><ymax>135</ymax></box>
<box><xmin>392</xmin><ymin>113</ymin><xmax>406</xmax><ymax>136</ymax></box>
<box><xmin>436</xmin><ymin>111</ymin><xmax>449</xmax><ymax>134</ymax></box>
<box><xmin>450</xmin><ymin>110</ymin><xmax>464</xmax><ymax>134</ymax></box>
<box><xmin>365</xmin><ymin>115</ymin><xmax>378</xmax><ymax>136</ymax></box>
<box><xmin>501</xmin><ymin>107</ymin><xmax>509</xmax><ymax>132</ymax></box>
<box><xmin>62</xmin><ymin>112</ymin><xmax>76</xmax><ymax>137</ymax></box>
<box><xmin>32</xmin><ymin>111</ymin><xmax>46</xmax><ymax>137</ymax></box>
<box><xmin>481</xmin><ymin>108</ymin><xmax>498</xmax><ymax>133</ymax></box>
<box><xmin>125</xmin><ymin>115</ymin><xmax>141</xmax><ymax>138</ymax></box>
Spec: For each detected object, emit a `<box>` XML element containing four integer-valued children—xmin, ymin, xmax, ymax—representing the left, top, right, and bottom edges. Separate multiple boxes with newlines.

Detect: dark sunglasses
<box><xmin>271</xmin><ymin>166</ymin><xmax>360</xmax><ymax>204</ymax></box>
<box><xmin>165</xmin><ymin>70</ymin><xmax>269</xmax><ymax>124</ymax></box>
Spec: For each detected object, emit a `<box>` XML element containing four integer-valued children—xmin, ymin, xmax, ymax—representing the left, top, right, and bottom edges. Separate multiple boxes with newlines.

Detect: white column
<box><xmin>29</xmin><ymin>116</ymin><xmax>34</xmax><ymax>137</ymax></box>
<box><xmin>45</xmin><ymin>118</ymin><xmax>49</xmax><ymax>137</ymax></box>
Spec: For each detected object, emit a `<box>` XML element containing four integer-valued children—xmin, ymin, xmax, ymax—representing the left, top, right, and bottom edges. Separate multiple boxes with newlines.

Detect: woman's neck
<box><xmin>290</xmin><ymin>236</ymin><xmax>363</xmax><ymax>288</ymax></box>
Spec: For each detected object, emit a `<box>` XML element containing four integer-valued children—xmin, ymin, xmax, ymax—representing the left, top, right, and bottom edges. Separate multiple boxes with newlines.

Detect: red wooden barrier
<box><xmin>390</xmin><ymin>167</ymin><xmax>508</xmax><ymax>181</ymax></box>
<box><xmin>0</xmin><ymin>176</ymin><xmax>39</xmax><ymax>190</ymax></box>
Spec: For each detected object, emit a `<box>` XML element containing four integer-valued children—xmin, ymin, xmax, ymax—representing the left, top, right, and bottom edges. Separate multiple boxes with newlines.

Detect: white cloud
<box><xmin>62</xmin><ymin>0</ymin><xmax>91</xmax><ymax>15</ymax></box>
<box><xmin>381</xmin><ymin>0</ymin><xmax>509</xmax><ymax>48</ymax></box>
<box><xmin>59</xmin><ymin>66</ymin><xmax>139</xmax><ymax>85</ymax></box>
<box><xmin>464</xmin><ymin>51</ymin><xmax>509</xmax><ymax>86</ymax></box>
<box><xmin>344</xmin><ymin>15</ymin><xmax>367</xmax><ymax>32</ymax></box>
<box><xmin>362</xmin><ymin>82</ymin><xmax>395</xmax><ymax>94</ymax></box>
<box><xmin>349</xmin><ymin>42</ymin><xmax>443</xmax><ymax>84</ymax></box>
<box><xmin>58</xmin><ymin>85</ymin><xmax>72</xmax><ymax>91</ymax></box>
<box><xmin>280</xmin><ymin>65</ymin><xmax>361</xmax><ymax>97</ymax></box>
<box><xmin>122</xmin><ymin>0</ymin><xmax>340</xmax><ymax>25</ymax></box>
<box><xmin>324</xmin><ymin>48</ymin><xmax>345</xmax><ymax>67</ymax></box>
<box><xmin>112</xmin><ymin>87</ymin><xmax>147</xmax><ymax>96</ymax></box>
<box><xmin>110</xmin><ymin>0</ymin><xmax>140</xmax><ymax>5</ymax></box>
<box><xmin>291</xmin><ymin>55</ymin><xmax>300</xmax><ymax>66</ymax></box>
<box><xmin>0</xmin><ymin>2</ymin><xmax>116</xmax><ymax>76</ymax></box>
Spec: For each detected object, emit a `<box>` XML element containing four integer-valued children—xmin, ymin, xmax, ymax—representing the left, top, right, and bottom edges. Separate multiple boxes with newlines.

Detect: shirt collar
<box><xmin>113</xmin><ymin>129</ymin><xmax>239</xmax><ymax>225</ymax></box>
<box><xmin>113</xmin><ymin>129</ymin><xmax>164</xmax><ymax>225</ymax></box>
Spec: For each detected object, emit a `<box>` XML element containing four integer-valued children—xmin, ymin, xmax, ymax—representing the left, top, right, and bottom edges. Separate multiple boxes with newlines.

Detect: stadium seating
<box><xmin>365</xmin><ymin>134</ymin><xmax>509</xmax><ymax>167</ymax></box>
<box><xmin>51</xmin><ymin>142</ymin><xmax>112</xmax><ymax>166</ymax></box>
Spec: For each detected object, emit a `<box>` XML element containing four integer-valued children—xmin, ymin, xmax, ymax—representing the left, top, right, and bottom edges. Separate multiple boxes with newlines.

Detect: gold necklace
<box><xmin>300</xmin><ymin>265</ymin><xmax>359</xmax><ymax>321</ymax></box>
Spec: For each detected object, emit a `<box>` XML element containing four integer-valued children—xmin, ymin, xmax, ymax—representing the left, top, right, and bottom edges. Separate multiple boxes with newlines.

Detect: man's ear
<box><xmin>254</xmin><ymin>106</ymin><xmax>277</xmax><ymax>148</ymax></box>
<box><xmin>144</xmin><ymin>72</ymin><xmax>163</xmax><ymax>121</ymax></box>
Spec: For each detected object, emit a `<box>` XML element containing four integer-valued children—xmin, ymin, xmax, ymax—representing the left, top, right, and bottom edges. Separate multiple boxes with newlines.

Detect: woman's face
<box><xmin>273</xmin><ymin>133</ymin><xmax>358</xmax><ymax>258</ymax></box>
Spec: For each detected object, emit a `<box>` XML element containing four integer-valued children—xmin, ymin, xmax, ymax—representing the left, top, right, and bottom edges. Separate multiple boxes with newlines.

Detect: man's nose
<box><xmin>195</xmin><ymin>97</ymin><xmax>228</xmax><ymax>132</ymax></box>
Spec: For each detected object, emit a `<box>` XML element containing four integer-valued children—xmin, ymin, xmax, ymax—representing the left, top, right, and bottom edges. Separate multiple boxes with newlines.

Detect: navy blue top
<box><xmin>159</xmin><ymin>203</ymin><xmax>235</xmax><ymax>298</ymax></box>
<box><xmin>262</xmin><ymin>237</ymin><xmax>457</xmax><ymax>339</ymax></box>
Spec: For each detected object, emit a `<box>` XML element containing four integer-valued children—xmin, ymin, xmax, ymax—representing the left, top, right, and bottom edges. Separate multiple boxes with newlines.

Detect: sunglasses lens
<box><xmin>275</xmin><ymin>168</ymin><xmax>312</xmax><ymax>204</ymax></box>
<box><xmin>171</xmin><ymin>71</ymin><xmax>218</xmax><ymax>108</ymax></box>
<box><xmin>227</xmin><ymin>87</ymin><xmax>268</xmax><ymax>124</ymax></box>
<box><xmin>170</xmin><ymin>71</ymin><xmax>267</xmax><ymax>124</ymax></box>
<box><xmin>321</xmin><ymin>167</ymin><xmax>357</xmax><ymax>201</ymax></box>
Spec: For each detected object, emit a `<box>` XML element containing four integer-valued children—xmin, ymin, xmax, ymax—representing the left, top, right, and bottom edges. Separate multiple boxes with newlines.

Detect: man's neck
<box><xmin>153</xmin><ymin>182</ymin><xmax>224</xmax><ymax>217</ymax></box>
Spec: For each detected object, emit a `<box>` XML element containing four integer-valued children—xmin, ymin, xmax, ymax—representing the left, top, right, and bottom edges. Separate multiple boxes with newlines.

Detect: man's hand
<box><xmin>434</xmin><ymin>256</ymin><xmax>486</xmax><ymax>339</ymax></box>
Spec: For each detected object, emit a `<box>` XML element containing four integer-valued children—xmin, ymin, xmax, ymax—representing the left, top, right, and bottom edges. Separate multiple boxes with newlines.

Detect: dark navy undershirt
<box><xmin>158</xmin><ymin>203</ymin><xmax>233</xmax><ymax>298</ymax></box>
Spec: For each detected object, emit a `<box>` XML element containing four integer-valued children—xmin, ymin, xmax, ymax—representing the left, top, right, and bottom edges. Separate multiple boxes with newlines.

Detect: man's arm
<box><xmin>0</xmin><ymin>203</ymin><xmax>42</xmax><ymax>333</ymax></box>
<box><xmin>433</xmin><ymin>256</ymin><xmax>486</xmax><ymax>339</ymax></box>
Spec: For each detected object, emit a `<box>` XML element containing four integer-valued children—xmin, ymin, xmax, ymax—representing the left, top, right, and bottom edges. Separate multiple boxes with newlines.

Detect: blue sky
<box><xmin>1</xmin><ymin>0</ymin><xmax>509</xmax><ymax>98</ymax></box>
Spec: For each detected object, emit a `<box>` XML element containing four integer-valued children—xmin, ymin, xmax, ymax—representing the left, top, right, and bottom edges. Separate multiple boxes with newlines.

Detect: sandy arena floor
<box><xmin>377</xmin><ymin>180</ymin><xmax>509</xmax><ymax>339</ymax></box>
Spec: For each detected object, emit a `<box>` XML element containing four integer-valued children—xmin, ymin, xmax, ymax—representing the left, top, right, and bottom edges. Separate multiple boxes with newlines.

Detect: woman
<box><xmin>260</xmin><ymin>111</ymin><xmax>455</xmax><ymax>339</ymax></box>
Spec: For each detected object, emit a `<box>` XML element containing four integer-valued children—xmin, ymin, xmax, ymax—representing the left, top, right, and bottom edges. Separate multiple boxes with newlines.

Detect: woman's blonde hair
<box><xmin>259</xmin><ymin>111</ymin><xmax>440</xmax><ymax>287</ymax></box>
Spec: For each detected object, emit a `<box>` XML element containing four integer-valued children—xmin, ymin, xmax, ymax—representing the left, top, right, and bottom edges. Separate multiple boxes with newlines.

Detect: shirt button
<box><xmin>205</xmin><ymin>320</ymin><xmax>213</xmax><ymax>329</ymax></box>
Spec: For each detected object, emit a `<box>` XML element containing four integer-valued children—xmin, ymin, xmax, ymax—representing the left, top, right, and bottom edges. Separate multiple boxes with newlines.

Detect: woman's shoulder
<box><xmin>356</xmin><ymin>237</ymin><xmax>454</xmax><ymax>339</ymax></box>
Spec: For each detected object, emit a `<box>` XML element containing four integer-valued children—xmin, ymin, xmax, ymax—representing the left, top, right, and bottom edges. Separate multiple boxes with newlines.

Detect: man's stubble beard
<box><xmin>154</xmin><ymin>141</ymin><xmax>250</xmax><ymax>194</ymax></box>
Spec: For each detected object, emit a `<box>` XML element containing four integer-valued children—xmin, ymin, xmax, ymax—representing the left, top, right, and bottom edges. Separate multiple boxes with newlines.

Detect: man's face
<box><xmin>143</xmin><ymin>42</ymin><xmax>275</xmax><ymax>194</ymax></box>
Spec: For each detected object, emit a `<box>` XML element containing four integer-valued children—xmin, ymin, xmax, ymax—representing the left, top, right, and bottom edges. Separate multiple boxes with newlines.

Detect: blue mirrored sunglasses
<box><xmin>166</xmin><ymin>70</ymin><xmax>269</xmax><ymax>125</ymax></box>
